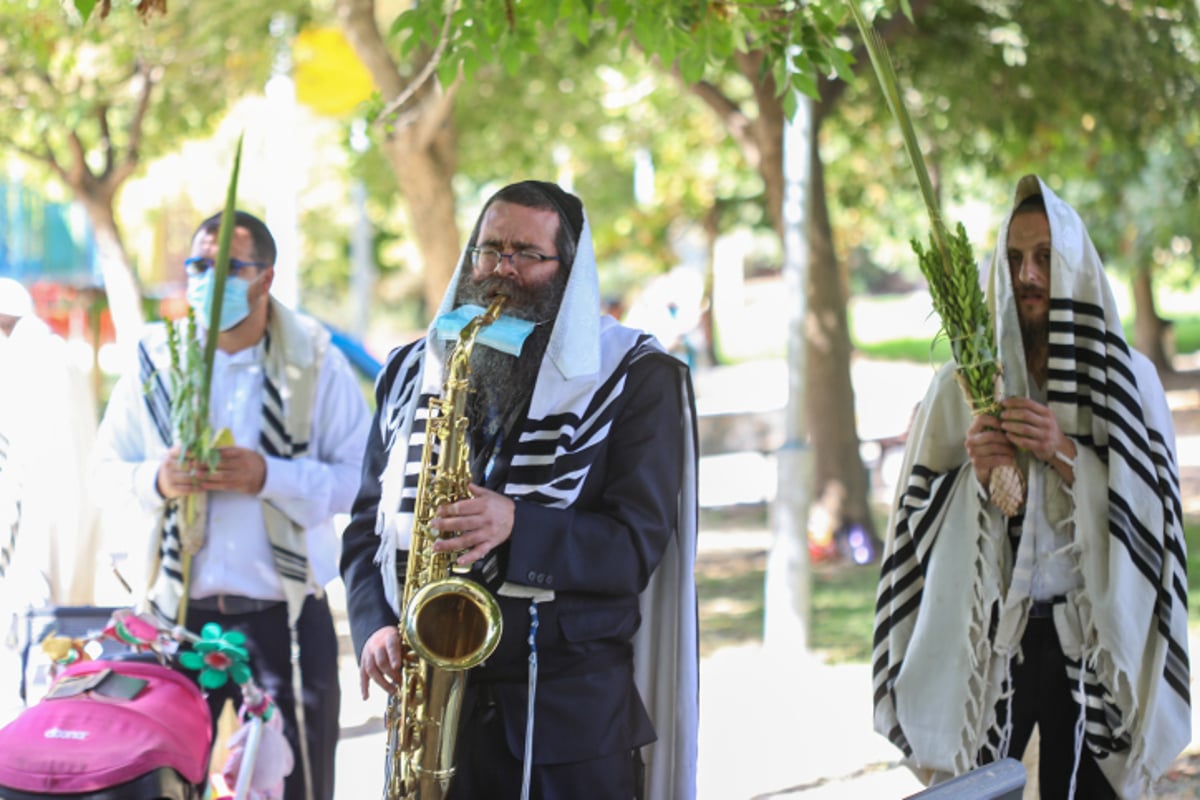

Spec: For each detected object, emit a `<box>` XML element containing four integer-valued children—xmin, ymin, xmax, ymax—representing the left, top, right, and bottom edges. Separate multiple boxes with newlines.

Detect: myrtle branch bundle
<box><xmin>846</xmin><ymin>3</ymin><xmax>1025</xmax><ymax>516</ymax></box>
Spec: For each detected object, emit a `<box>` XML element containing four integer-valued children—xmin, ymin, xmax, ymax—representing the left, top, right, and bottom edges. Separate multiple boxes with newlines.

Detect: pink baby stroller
<box><xmin>0</xmin><ymin>609</ymin><xmax>290</xmax><ymax>800</ymax></box>
<box><xmin>0</xmin><ymin>658</ymin><xmax>211</xmax><ymax>799</ymax></box>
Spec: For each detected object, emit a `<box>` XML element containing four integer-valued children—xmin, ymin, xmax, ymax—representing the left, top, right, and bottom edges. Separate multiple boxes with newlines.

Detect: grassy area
<box><xmin>853</xmin><ymin>311</ymin><xmax>1200</xmax><ymax>364</ymax></box>
<box><xmin>694</xmin><ymin>538</ymin><xmax>879</xmax><ymax>663</ymax></box>
<box><xmin>856</xmin><ymin>336</ymin><xmax>951</xmax><ymax>364</ymax></box>
<box><xmin>813</xmin><ymin>517</ymin><xmax>1200</xmax><ymax>663</ymax></box>
<box><xmin>810</xmin><ymin>558</ymin><xmax>879</xmax><ymax>663</ymax></box>
<box><xmin>698</xmin><ymin>514</ymin><xmax>1200</xmax><ymax>665</ymax></box>
<box><xmin>695</xmin><ymin>549</ymin><xmax>765</xmax><ymax>658</ymax></box>
<box><xmin>695</xmin><ymin>505</ymin><xmax>886</xmax><ymax>662</ymax></box>
<box><xmin>1174</xmin><ymin>315</ymin><xmax>1200</xmax><ymax>357</ymax></box>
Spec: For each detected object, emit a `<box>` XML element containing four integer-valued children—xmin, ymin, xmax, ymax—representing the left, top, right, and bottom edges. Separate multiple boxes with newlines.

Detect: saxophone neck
<box><xmin>449</xmin><ymin>295</ymin><xmax>508</xmax><ymax>370</ymax></box>
<box><xmin>476</xmin><ymin>294</ymin><xmax>507</xmax><ymax>329</ymax></box>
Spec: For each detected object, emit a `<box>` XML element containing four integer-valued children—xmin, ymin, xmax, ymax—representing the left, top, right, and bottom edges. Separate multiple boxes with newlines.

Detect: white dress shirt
<box><xmin>1026</xmin><ymin>381</ymin><xmax>1082</xmax><ymax>601</ymax></box>
<box><xmin>92</xmin><ymin>329</ymin><xmax>371</xmax><ymax>601</ymax></box>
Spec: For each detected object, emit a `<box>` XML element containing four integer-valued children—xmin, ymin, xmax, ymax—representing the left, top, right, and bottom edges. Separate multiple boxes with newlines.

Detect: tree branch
<box><xmin>335</xmin><ymin>0</ymin><xmax>459</xmax><ymax>145</ymax></box>
<box><xmin>687</xmin><ymin>78</ymin><xmax>758</xmax><ymax>168</ymax></box>
<box><xmin>98</xmin><ymin>105</ymin><xmax>114</xmax><ymax>179</ymax></box>
<box><xmin>110</xmin><ymin>66</ymin><xmax>156</xmax><ymax>187</ymax></box>
<box><xmin>335</xmin><ymin>0</ymin><xmax>407</xmax><ymax>98</ymax></box>
<box><xmin>373</xmin><ymin>0</ymin><xmax>458</xmax><ymax>126</ymax></box>
<box><xmin>408</xmin><ymin>82</ymin><xmax>459</xmax><ymax>151</ymax></box>
<box><xmin>0</xmin><ymin>137</ymin><xmax>67</xmax><ymax>184</ymax></box>
<box><xmin>66</xmin><ymin>131</ymin><xmax>92</xmax><ymax>189</ymax></box>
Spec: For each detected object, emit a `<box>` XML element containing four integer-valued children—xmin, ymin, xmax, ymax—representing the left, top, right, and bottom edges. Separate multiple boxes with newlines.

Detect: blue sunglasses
<box><xmin>184</xmin><ymin>257</ymin><xmax>269</xmax><ymax>277</ymax></box>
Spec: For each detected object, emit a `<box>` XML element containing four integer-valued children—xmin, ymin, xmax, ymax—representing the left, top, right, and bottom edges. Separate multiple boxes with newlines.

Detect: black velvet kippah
<box><xmin>509</xmin><ymin>180</ymin><xmax>584</xmax><ymax>245</ymax></box>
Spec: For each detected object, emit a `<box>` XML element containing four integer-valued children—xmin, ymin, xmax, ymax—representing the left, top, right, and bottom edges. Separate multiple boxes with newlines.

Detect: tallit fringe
<box><xmin>1072</xmin><ymin>587</ymin><xmax>1151</xmax><ymax>799</ymax></box>
<box><xmin>1060</xmin><ymin>472</ymin><xmax>1153</xmax><ymax>800</ymax></box>
<box><xmin>954</xmin><ymin>499</ymin><xmax>1005</xmax><ymax>775</ymax></box>
<box><xmin>372</xmin><ymin>533</ymin><xmax>400</xmax><ymax>617</ymax></box>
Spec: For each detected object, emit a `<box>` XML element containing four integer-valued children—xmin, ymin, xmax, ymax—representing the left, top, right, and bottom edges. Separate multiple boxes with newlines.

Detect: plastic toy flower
<box><xmin>178</xmin><ymin>622</ymin><xmax>251</xmax><ymax>689</ymax></box>
<box><xmin>240</xmin><ymin>684</ymin><xmax>275</xmax><ymax>721</ymax></box>
<box><xmin>104</xmin><ymin>610</ymin><xmax>162</xmax><ymax>651</ymax></box>
<box><xmin>42</xmin><ymin>635</ymin><xmax>87</xmax><ymax>666</ymax></box>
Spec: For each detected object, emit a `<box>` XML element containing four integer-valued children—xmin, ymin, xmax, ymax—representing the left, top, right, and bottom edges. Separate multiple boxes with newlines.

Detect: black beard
<box><xmin>1019</xmin><ymin>314</ymin><xmax>1050</xmax><ymax>386</ymax></box>
<box><xmin>448</xmin><ymin>270</ymin><xmax>568</xmax><ymax>438</ymax></box>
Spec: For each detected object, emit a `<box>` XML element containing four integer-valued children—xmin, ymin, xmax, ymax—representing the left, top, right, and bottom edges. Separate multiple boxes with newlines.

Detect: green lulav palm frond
<box><xmin>143</xmin><ymin>136</ymin><xmax>245</xmax><ymax>544</ymax></box>
<box><xmin>156</xmin><ymin>135</ymin><xmax>244</xmax><ymax>472</ymax></box>
<box><xmin>846</xmin><ymin>2</ymin><xmax>1001</xmax><ymax>418</ymax></box>
<box><xmin>198</xmin><ymin>134</ymin><xmax>244</xmax><ymax>440</ymax></box>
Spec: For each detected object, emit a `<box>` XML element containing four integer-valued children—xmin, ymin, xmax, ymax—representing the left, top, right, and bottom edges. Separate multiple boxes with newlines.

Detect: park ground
<box><xmin>325</xmin><ymin>354</ymin><xmax>1200</xmax><ymax>799</ymax></box>
<box><xmin>3</xmin><ymin>351</ymin><xmax>1196</xmax><ymax>798</ymax></box>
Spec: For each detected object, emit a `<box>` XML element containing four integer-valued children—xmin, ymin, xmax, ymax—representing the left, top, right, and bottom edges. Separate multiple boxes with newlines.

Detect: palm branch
<box><xmin>845</xmin><ymin>2</ymin><xmax>1024</xmax><ymax>515</ymax></box>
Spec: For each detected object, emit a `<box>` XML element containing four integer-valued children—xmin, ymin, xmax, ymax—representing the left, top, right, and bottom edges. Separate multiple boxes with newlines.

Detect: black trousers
<box><xmin>986</xmin><ymin>616</ymin><xmax>1116</xmax><ymax>800</ymax></box>
<box><xmin>445</xmin><ymin>682</ymin><xmax>643</xmax><ymax>800</ymax></box>
<box><xmin>185</xmin><ymin>594</ymin><xmax>341</xmax><ymax>800</ymax></box>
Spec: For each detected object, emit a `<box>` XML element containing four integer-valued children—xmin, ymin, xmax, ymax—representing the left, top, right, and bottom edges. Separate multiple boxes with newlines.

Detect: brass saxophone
<box><xmin>383</xmin><ymin>295</ymin><xmax>506</xmax><ymax>799</ymax></box>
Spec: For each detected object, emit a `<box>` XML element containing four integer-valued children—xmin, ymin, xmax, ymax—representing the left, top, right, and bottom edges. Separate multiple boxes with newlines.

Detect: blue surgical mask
<box><xmin>186</xmin><ymin>271</ymin><xmax>253</xmax><ymax>331</ymax></box>
<box><xmin>434</xmin><ymin>303</ymin><xmax>536</xmax><ymax>356</ymax></box>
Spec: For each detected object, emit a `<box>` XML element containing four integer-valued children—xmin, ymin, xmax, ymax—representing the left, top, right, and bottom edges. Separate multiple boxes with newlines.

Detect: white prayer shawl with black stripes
<box><xmin>372</xmin><ymin>213</ymin><xmax>699</xmax><ymax>800</ymax></box>
<box><xmin>140</xmin><ymin>298</ymin><xmax>326</xmax><ymax>627</ymax></box>
<box><xmin>872</xmin><ymin>175</ymin><xmax>1189</xmax><ymax>798</ymax></box>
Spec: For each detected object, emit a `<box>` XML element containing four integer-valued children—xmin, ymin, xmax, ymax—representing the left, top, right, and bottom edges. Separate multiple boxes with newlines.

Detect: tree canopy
<box><xmin>0</xmin><ymin>0</ymin><xmax>312</xmax><ymax>343</ymax></box>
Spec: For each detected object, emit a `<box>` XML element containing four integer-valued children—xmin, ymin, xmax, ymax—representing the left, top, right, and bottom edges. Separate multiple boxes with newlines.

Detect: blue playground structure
<box><xmin>323</xmin><ymin>323</ymin><xmax>382</xmax><ymax>381</ymax></box>
<box><xmin>0</xmin><ymin>181</ymin><xmax>100</xmax><ymax>285</ymax></box>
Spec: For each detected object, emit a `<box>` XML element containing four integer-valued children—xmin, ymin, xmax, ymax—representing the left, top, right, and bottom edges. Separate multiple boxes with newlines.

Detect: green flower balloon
<box><xmin>178</xmin><ymin>622</ymin><xmax>252</xmax><ymax>690</ymax></box>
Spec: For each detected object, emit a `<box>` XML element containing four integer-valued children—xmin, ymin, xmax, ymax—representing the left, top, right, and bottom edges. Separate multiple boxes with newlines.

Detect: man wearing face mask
<box><xmin>92</xmin><ymin>211</ymin><xmax>371</xmax><ymax>800</ymax></box>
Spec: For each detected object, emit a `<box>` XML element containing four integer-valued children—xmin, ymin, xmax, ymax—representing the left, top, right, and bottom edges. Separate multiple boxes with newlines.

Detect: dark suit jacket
<box><xmin>342</xmin><ymin>337</ymin><xmax>687</xmax><ymax>765</ymax></box>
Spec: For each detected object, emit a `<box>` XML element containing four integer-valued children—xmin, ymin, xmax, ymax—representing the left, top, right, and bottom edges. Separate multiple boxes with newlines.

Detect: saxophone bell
<box><xmin>404</xmin><ymin>575</ymin><xmax>502</xmax><ymax>671</ymax></box>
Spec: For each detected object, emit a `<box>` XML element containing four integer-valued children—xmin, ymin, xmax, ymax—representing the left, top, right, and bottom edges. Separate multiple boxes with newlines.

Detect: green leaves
<box><xmin>72</xmin><ymin>0</ymin><xmax>97</xmax><ymax>24</ymax></box>
<box><xmin>152</xmin><ymin>137</ymin><xmax>242</xmax><ymax>477</ymax></box>
<box><xmin>376</xmin><ymin>0</ymin><xmax>855</xmax><ymax>122</ymax></box>
<box><xmin>912</xmin><ymin>223</ymin><xmax>1000</xmax><ymax>415</ymax></box>
<box><xmin>847</xmin><ymin>1</ymin><xmax>999</xmax><ymax>415</ymax></box>
<box><xmin>162</xmin><ymin>307</ymin><xmax>216</xmax><ymax>471</ymax></box>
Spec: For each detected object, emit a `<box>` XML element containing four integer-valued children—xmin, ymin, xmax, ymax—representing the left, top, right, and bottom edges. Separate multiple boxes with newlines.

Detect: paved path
<box><xmin>325</xmin><ymin>562</ymin><xmax>930</xmax><ymax>800</ymax></box>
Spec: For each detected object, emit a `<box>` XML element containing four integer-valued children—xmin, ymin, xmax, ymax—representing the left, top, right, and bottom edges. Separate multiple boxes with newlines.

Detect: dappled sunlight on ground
<box><xmin>690</xmin><ymin>356</ymin><xmax>1200</xmax><ymax>797</ymax></box>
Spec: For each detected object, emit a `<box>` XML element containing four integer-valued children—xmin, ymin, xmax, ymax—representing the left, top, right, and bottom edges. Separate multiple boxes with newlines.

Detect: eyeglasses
<box><xmin>469</xmin><ymin>247</ymin><xmax>560</xmax><ymax>271</ymax></box>
<box><xmin>184</xmin><ymin>257</ymin><xmax>270</xmax><ymax>277</ymax></box>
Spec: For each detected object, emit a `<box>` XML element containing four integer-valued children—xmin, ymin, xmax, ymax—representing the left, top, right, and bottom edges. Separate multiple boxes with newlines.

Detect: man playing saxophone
<box><xmin>341</xmin><ymin>180</ymin><xmax>699</xmax><ymax>800</ymax></box>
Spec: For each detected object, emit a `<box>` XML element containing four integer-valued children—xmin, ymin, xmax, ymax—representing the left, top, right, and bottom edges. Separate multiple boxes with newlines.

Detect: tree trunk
<box><xmin>378</xmin><ymin>123</ymin><xmax>461</xmax><ymax>316</ymax></box>
<box><xmin>76</xmin><ymin>193</ymin><xmax>144</xmax><ymax>349</ymax></box>
<box><xmin>724</xmin><ymin>53</ymin><xmax>873</xmax><ymax>548</ymax></box>
<box><xmin>1131</xmin><ymin>264</ymin><xmax>1174</xmax><ymax>373</ymax></box>
<box><xmin>805</xmin><ymin>106</ymin><xmax>875</xmax><ymax>545</ymax></box>
<box><xmin>765</xmin><ymin>95</ymin><xmax>814</xmax><ymax>658</ymax></box>
<box><xmin>740</xmin><ymin>53</ymin><xmax>786</xmax><ymax>238</ymax></box>
<box><xmin>336</xmin><ymin>0</ymin><xmax>462</xmax><ymax>319</ymax></box>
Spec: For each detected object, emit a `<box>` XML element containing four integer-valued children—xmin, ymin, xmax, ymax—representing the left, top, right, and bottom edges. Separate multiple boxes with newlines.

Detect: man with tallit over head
<box><xmin>0</xmin><ymin>277</ymin><xmax>100</xmax><ymax>718</ymax></box>
<box><xmin>342</xmin><ymin>180</ymin><xmax>699</xmax><ymax>800</ymax></box>
<box><xmin>872</xmin><ymin>175</ymin><xmax>1189</xmax><ymax>799</ymax></box>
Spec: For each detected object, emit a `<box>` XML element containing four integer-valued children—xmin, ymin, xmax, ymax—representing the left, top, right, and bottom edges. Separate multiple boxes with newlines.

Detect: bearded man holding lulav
<box><xmin>873</xmin><ymin>175</ymin><xmax>1189</xmax><ymax>799</ymax></box>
